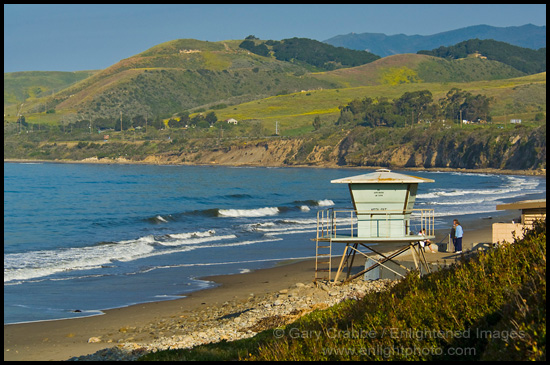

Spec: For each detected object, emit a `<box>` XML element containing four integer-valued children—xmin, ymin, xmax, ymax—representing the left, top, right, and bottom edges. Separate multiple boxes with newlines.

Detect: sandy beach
<box><xmin>3</xmin><ymin>216</ymin><xmax>509</xmax><ymax>361</ymax></box>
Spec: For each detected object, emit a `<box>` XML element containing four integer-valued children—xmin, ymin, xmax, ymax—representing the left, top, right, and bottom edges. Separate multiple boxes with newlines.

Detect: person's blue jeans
<box><xmin>453</xmin><ymin>237</ymin><xmax>462</xmax><ymax>252</ymax></box>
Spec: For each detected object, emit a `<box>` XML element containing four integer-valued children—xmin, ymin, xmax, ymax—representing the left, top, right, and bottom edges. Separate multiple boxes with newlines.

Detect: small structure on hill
<box><xmin>315</xmin><ymin>169</ymin><xmax>435</xmax><ymax>282</ymax></box>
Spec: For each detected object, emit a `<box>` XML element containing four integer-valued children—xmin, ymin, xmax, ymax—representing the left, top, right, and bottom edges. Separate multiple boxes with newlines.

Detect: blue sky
<box><xmin>4</xmin><ymin>4</ymin><xmax>546</xmax><ymax>73</ymax></box>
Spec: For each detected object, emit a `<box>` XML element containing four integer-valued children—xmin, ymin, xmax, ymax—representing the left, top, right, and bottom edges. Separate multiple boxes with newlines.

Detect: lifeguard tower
<box><xmin>315</xmin><ymin>169</ymin><xmax>435</xmax><ymax>283</ymax></box>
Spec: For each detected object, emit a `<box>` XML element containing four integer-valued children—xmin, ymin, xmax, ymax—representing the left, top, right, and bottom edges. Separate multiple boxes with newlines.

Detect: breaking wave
<box><xmin>218</xmin><ymin>207</ymin><xmax>280</xmax><ymax>217</ymax></box>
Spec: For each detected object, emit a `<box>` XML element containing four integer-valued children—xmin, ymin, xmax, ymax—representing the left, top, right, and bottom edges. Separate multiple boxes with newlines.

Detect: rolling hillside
<box><xmin>310</xmin><ymin>54</ymin><xmax>525</xmax><ymax>88</ymax></box>
<box><xmin>16</xmin><ymin>38</ymin><xmax>378</xmax><ymax>120</ymax></box>
<box><xmin>3</xmin><ymin>70</ymin><xmax>98</xmax><ymax>111</ymax></box>
<box><xmin>419</xmin><ymin>39</ymin><xmax>546</xmax><ymax>74</ymax></box>
<box><xmin>5</xmin><ymin>37</ymin><xmax>539</xmax><ymax>125</ymax></box>
<box><xmin>205</xmin><ymin>71</ymin><xmax>545</xmax><ymax>136</ymax></box>
<box><xmin>3</xmin><ymin>36</ymin><xmax>546</xmax><ymax>172</ymax></box>
<box><xmin>15</xmin><ymin>38</ymin><xmax>347</xmax><ymax>122</ymax></box>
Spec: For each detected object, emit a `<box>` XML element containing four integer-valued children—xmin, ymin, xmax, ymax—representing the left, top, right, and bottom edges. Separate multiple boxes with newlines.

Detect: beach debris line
<box><xmin>67</xmin><ymin>278</ymin><xmax>397</xmax><ymax>361</ymax></box>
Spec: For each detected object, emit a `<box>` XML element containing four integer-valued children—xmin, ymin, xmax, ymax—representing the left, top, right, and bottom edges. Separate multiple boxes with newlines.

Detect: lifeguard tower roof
<box><xmin>331</xmin><ymin>169</ymin><xmax>434</xmax><ymax>184</ymax></box>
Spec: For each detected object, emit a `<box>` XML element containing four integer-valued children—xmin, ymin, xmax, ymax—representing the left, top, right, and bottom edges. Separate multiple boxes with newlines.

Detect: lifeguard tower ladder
<box><xmin>315</xmin><ymin>169</ymin><xmax>435</xmax><ymax>283</ymax></box>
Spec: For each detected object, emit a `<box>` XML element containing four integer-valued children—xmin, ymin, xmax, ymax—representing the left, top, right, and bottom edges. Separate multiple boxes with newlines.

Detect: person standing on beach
<box><xmin>450</xmin><ymin>224</ymin><xmax>456</xmax><ymax>252</ymax></box>
<box><xmin>453</xmin><ymin>219</ymin><xmax>463</xmax><ymax>253</ymax></box>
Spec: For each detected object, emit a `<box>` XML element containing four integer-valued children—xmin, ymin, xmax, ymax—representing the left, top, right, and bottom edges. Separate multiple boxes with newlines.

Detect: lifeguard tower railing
<box><xmin>314</xmin><ymin>208</ymin><xmax>435</xmax><ymax>282</ymax></box>
<box><xmin>316</xmin><ymin>208</ymin><xmax>435</xmax><ymax>241</ymax></box>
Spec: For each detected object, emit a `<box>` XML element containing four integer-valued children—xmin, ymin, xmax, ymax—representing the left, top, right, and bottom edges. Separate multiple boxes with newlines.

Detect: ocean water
<box><xmin>4</xmin><ymin>162</ymin><xmax>546</xmax><ymax>324</ymax></box>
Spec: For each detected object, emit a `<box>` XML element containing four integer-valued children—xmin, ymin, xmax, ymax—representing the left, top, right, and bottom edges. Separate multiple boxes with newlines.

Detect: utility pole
<box><xmin>17</xmin><ymin>103</ymin><xmax>24</xmax><ymax>134</ymax></box>
<box><xmin>275</xmin><ymin>121</ymin><xmax>279</xmax><ymax>135</ymax></box>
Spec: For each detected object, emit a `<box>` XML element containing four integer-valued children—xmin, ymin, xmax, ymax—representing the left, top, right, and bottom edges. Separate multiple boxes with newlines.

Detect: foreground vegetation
<box><xmin>139</xmin><ymin>220</ymin><xmax>546</xmax><ymax>361</ymax></box>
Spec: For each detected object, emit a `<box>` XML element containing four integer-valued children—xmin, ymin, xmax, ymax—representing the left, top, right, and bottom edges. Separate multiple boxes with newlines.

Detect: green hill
<box><xmin>23</xmin><ymin>38</ymin><xmax>340</xmax><ymax>121</ymax></box>
<box><xmin>240</xmin><ymin>36</ymin><xmax>380</xmax><ymax>71</ymax></box>
<box><xmin>207</xmin><ymin>67</ymin><xmax>544</xmax><ymax>136</ymax></box>
<box><xmin>418</xmin><ymin>39</ymin><xmax>546</xmax><ymax>74</ymax></box>
<box><xmin>5</xmin><ymin>38</ymin><xmax>534</xmax><ymax>125</ymax></box>
<box><xmin>311</xmin><ymin>53</ymin><xmax>526</xmax><ymax>88</ymax></box>
<box><xmin>3</xmin><ymin>70</ymin><xmax>97</xmax><ymax>111</ymax></box>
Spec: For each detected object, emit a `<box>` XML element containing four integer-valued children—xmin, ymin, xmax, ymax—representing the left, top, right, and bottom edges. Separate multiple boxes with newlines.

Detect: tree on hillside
<box><xmin>313</xmin><ymin>115</ymin><xmax>322</xmax><ymax>130</ymax></box>
<box><xmin>152</xmin><ymin>116</ymin><xmax>165</xmax><ymax>130</ymax></box>
<box><xmin>179</xmin><ymin>111</ymin><xmax>190</xmax><ymax>126</ymax></box>
<box><xmin>205</xmin><ymin>111</ymin><xmax>218</xmax><ymax>126</ymax></box>
<box><xmin>93</xmin><ymin>116</ymin><xmax>115</xmax><ymax>130</ymax></box>
<box><xmin>393</xmin><ymin>90</ymin><xmax>433</xmax><ymax>125</ymax></box>
<box><xmin>462</xmin><ymin>93</ymin><xmax>492</xmax><ymax>122</ymax></box>
<box><xmin>337</xmin><ymin>109</ymin><xmax>354</xmax><ymax>125</ymax></box>
<box><xmin>114</xmin><ymin>115</ymin><xmax>132</xmax><ymax>131</ymax></box>
<box><xmin>440</xmin><ymin>88</ymin><xmax>492</xmax><ymax>122</ymax></box>
<box><xmin>239</xmin><ymin>40</ymin><xmax>270</xmax><ymax>57</ymax></box>
<box><xmin>240</xmin><ymin>37</ymin><xmax>379</xmax><ymax>71</ymax></box>
<box><xmin>190</xmin><ymin>113</ymin><xmax>214</xmax><ymax>128</ymax></box>
<box><xmin>132</xmin><ymin>115</ymin><xmax>147</xmax><ymax>128</ymax></box>
<box><xmin>168</xmin><ymin>118</ymin><xmax>180</xmax><ymax>128</ymax></box>
<box><xmin>337</xmin><ymin>88</ymin><xmax>492</xmax><ymax>127</ymax></box>
<box><xmin>365</xmin><ymin>98</ymin><xmax>396</xmax><ymax>127</ymax></box>
<box><xmin>17</xmin><ymin>115</ymin><xmax>27</xmax><ymax>128</ymax></box>
<box><xmin>440</xmin><ymin>88</ymin><xmax>469</xmax><ymax>121</ymax></box>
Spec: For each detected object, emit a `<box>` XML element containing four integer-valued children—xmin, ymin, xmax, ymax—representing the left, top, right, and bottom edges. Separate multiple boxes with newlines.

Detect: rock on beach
<box><xmin>68</xmin><ymin>278</ymin><xmax>397</xmax><ymax>361</ymax></box>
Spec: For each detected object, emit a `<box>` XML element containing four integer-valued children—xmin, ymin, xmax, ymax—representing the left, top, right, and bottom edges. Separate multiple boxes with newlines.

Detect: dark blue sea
<box><xmin>4</xmin><ymin>162</ymin><xmax>546</xmax><ymax>324</ymax></box>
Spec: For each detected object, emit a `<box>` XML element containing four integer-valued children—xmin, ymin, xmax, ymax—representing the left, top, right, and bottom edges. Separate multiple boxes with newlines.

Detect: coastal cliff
<box><xmin>334</xmin><ymin>125</ymin><xmax>546</xmax><ymax>171</ymax></box>
<box><xmin>115</xmin><ymin>125</ymin><xmax>546</xmax><ymax>174</ymax></box>
<box><xmin>4</xmin><ymin>125</ymin><xmax>546</xmax><ymax>174</ymax></box>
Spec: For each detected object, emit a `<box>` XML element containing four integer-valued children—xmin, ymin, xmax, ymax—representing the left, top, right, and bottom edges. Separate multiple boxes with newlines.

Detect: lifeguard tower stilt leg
<box><xmin>330</xmin><ymin>241</ymin><xmax>431</xmax><ymax>283</ymax></box>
